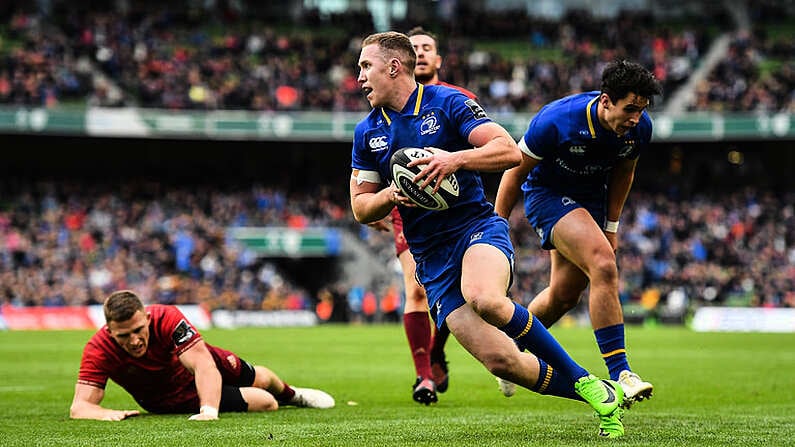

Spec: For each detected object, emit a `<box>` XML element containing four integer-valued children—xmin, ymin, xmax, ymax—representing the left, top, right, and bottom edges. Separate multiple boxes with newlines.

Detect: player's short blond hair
<box><xmin>362</xmin><ymin>31</ymin><xmax>416</xmax><ymax>73</ymax></box>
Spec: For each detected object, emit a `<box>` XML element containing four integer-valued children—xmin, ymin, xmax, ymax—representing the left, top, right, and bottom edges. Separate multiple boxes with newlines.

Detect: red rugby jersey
<box><xmin>436</xmin><ymin>80</ymin><xmax>477</xmax><ymax>100</ymax></box>
<box><xmin>77</xmin><ymin>305</ymin><xmax>203</xmax><ymax>413</ymax></box>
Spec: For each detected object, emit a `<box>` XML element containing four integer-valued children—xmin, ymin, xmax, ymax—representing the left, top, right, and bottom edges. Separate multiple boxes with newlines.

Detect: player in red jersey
<box><xmin>70</xmin><ymin>290</ymin><xmax>334</xmax><ymax>421</ymax></box>
<box><xmin>368</xmin><ymin>26</ymin><xmax>479</xmax><ymax>405</ymax></box>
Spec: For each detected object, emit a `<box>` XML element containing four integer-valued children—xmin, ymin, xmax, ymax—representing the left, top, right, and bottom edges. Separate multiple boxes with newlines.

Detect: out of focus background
<box><xmin>1</xmin><ymin>0</ymin><xmax>793</xmax><ymax>333</ymax></box>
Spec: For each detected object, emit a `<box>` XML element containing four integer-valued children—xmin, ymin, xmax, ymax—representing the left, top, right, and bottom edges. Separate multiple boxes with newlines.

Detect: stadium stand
<box><xmin>0</xmin><ymin>0</ymin><xmax>793</xmax><ymax>324</ymax></box>
<box><xmin>0</xmin><ymin>5</ymin><xmax>715</xmax><ymax>113</ymax></box>
<box><xmin>1</xmin><ymin>1</ymin><xmax>791</xmax><ymax>114</ymax></box>
<box><xmin>1</xmin><ymin>168</ymin><xmax>793</xmax><ymax>317</ymax></box>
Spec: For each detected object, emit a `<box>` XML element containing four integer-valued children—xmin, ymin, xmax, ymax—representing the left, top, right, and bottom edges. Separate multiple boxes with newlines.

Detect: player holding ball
<box><xmin>349</xmin><ymin>31</ymin><xmax>626</xmax><ymax>438</ymax></box>
<box><xmin>367</xmin><ymin>26</ymin><xmax>482</xmax><ymax>405</ymax></box>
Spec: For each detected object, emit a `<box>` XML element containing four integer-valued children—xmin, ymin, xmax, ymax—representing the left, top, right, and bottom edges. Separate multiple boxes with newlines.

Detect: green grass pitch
<box><xmin>1</xmin><ymin>324</ymin><xmax>793</xmax><ymax>446</ymax></box>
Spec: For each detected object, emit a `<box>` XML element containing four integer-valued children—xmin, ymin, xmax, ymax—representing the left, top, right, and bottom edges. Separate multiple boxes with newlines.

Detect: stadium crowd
<box><xmin>507</xmin><ymin>189</ymin><xmax>795</xmax><ymax>314</ymax></box>
<box><xmin>688</xmin><ymin>30</ymin><xmax>795</xmax><ymax>113</ymax></box>
<box><xmin>1</xmin><ymin>1</ymin><xmax>793</xmax><ymax>321</ymax></box>
<box><xmin>1</xmin><ymin>180</ymin><xmax>793</xmax><ymax>318</ymax></box>
<box><xmin>1</xmin><ymin>4</ymin><xmax>791</xmax><ymax>114</ymax></box>
<box><xmin>0</xmin><ymin>181</ymin><xmax>349</xmax><ymax>313</ymax></box>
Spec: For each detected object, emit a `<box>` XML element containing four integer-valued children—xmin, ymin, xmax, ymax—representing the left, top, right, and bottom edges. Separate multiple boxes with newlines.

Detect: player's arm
<box><xmin>350</xmin><ymin>169</ymin><xmax>413</xmax><ymax>225</ymax></box>
<box><xmin>462</xmin><ymin>122</ymin><xmax>522</xmax><ymax>172</ymax></box>
<box><xmin>411</xmin><ymin>122</ymin><xmax>521</xmax><ymax>191</ymax></box>
<box><xmin>495</xmin><ymin>137</ymin><xmax>540</xmax><ymax>218</ymax></box>
<box><xmin>178</xmin><ymin>340</ymin><xmax>222</xmax><ymax>421</ymax></box>
<box><xmin>604</xmin><ymin>157</ymin><xmax>638</xmax><ymax>249</ymax></box>
<box><xmin>70</xmin><ymin>382</ymin><xmax>140</xmax><ymax>421</ymax></box>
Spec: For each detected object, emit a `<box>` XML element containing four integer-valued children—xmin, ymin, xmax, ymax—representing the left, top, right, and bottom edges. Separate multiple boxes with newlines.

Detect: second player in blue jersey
<box><xmin>495</xmin><ymin>59</ymin><xmax>663</xmax><ymax>409</ymax></box>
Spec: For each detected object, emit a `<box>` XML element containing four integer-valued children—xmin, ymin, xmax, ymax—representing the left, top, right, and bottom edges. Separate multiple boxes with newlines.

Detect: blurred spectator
<box><xmin>1</xmin><ymin>178</ymin><xmax>793</xmax><ymax>319</ymax></box>
<box><xmin>0</xmin><ymin>6</ymin><xmax>724</xmax><ymax>113</ymax></box>
<box><xmin>0</xmin><ymin>180</ymin><xmax>349</xmax><ymax>312</ymax></box>
<box><xmin>688</xmin><ymin>29</ymin><xmax>794</xmax><ymax>112</ymax></box>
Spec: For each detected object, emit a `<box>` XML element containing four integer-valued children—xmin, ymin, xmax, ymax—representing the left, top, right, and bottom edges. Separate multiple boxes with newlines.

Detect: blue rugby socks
<box><xmin>500</xmin><ymin>301</ymin><xmax>589</xmax><ymax>381</ymax></box>
<box><xmin>531</xmin><ymin>358</ymin><xmax>583</xmax><ymax>401</ymax></box>
<box><xmin>594</xmin><ymin>324</ymin><xmax>630</xmax><ymax>380</ymax></box>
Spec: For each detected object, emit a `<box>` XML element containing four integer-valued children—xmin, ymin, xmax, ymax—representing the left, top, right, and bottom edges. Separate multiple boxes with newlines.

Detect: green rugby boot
<box><xmin>574</xmin><ymin>375</ymin><xmax>625</xmax><ymax>438</ymax></box>
<box><xmin>597</xmin><ymin>406</ymin><xmax>625</xmax><ymax>438</ymax></box>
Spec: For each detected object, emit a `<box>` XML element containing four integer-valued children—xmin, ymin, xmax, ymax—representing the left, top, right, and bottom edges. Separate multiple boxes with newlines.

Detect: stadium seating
<box><xmin>6</xmin><ymin>5</ymin><xmax>790</xmax><ymax>113</ymax></box>
<box><xmin>1</xmin><ymin>1</ymin><xmax>793</xmax><ymax>321</ymax></box>
<box><xmin>1</xmin><ymin>179</ymin><xmax>793</xmax><ymax>318</ymax></box>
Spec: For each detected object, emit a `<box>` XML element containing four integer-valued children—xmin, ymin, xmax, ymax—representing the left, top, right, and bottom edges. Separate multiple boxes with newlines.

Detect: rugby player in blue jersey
<box><xmin>495</xmin><ymin>59</ymin><xmax>663</xmax><ymax>409</ymax></box>
<box><xmin>367</xmin><ymin>26</ymin><xmax>481</xmax><ymax>405</ymax></box>
<box><xmin>349</xmin><ymin>31</ymin><xmax>625</xmax><ymax>438</ymax></box>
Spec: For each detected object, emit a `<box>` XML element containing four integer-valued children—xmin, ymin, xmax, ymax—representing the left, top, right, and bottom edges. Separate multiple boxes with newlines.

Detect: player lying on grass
<box><xmin>70</xmin><ymin>290</ymin><xmax>334</xmax><ymax>421</ymax></box>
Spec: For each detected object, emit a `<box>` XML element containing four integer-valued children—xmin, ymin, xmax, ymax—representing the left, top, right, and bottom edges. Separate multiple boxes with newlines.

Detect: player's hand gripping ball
<box><xmin>390</xmin><ymin>147</ymin><xmax>460</xmax><ymax>210</ymax></box>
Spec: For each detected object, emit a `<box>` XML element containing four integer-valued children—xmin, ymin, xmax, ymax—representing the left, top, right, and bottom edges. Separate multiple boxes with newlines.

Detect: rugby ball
<box><xmin>390</xmin><ymin>147</ymin><xmax>460</xmax><ymax>211</ymax></box>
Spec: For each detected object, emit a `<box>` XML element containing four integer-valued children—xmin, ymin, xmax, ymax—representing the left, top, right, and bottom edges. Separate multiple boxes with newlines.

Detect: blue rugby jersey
<box><xmin>351</xmin><ymin>83</ymin><xmax>495</xmax><ymax>259</ymax></box>
<box><xmin>519</xmin><ymin>91</ymin><xmax>653</xmax><ymax>205</ymax></box>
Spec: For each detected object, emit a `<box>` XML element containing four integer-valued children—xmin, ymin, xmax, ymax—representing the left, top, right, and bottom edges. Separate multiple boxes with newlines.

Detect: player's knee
<box><xmin>243</xmin><ymin>388</ymin><xmax>279</xmax><ymax>412</ymax></box>
<box><xmin>590</xmin><ymin>253</ymin><xmax>618</xmax><ymax>285</ymax></box>
<box><xmin>405</xmin><ymin>281</ymin><xmax>426</xmax><ymax>303</ymax></box>
<box><xmin>480</xmin><ymin>351</ymin><xmax>518</xmax><ymax>378</ymax></box>
<box><xmin>461</xmin><ymin>286</ymin><xmax>500</xmax><ymax>316</ymax></box>
<box><xmin>249</xmin><ymin>400</ymin><xmax>278</xmax><ymax>412</ymax></box>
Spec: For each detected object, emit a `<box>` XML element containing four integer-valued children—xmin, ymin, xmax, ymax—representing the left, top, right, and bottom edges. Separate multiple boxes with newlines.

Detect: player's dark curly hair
<box><xmin>601</xmin><ymin>59</ymin><xmax>663</xmax><ymax>105</ymax></box>
<box><xmin>103</xmin><ymin>290</ymin><xmax>145</xmax><ymax>323</ymax></box>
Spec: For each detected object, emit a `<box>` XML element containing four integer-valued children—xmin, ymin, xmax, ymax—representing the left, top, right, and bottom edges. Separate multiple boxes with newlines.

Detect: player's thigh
<box><xmin>551</xmin><ymin>208</ymin><xmax>615</xmax><ymax>272</ymax></box>
<box><xmin>460</xmin><ymin>243</ymin><xmax>511</xmax><ymax>301</ymax></box>
<box><xmin>250</xmin><ymin>364</ymin><xmax>279</xmax><ymax>389</ymax></box>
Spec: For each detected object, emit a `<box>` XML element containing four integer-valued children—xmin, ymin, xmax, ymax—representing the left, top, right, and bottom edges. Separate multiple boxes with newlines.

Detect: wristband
<box><xmin>604</xmin><ymin>220</ymin><xmax>620</xmax><ymax>233</ymax></box>
<box><xmin>199</xmin><ymin>405</ymin><xmax>218</xmax><ymax>418</ymax></box>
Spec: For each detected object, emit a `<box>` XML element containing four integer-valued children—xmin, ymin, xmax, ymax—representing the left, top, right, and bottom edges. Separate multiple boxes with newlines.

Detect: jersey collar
<box><xmin>380</xmin><ymin>83</ymin><xmax>424</xmax><ymax>126</ymax></box>
<box><xmin>585</xmin><ymin>95</ymin><xmax>599</xmax><ymax>139</ymax></box>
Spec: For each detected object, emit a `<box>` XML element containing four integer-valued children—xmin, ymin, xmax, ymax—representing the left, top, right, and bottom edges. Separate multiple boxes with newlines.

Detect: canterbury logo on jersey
<box><xmin>368</xmin><ymin>136</ymin><xmax>389</xmax><ymax>151</ymax></box>
<box><xmin>226</xmin><ymin>354</ymin><xmax>237</xmax><ymax>369</ymax></box>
